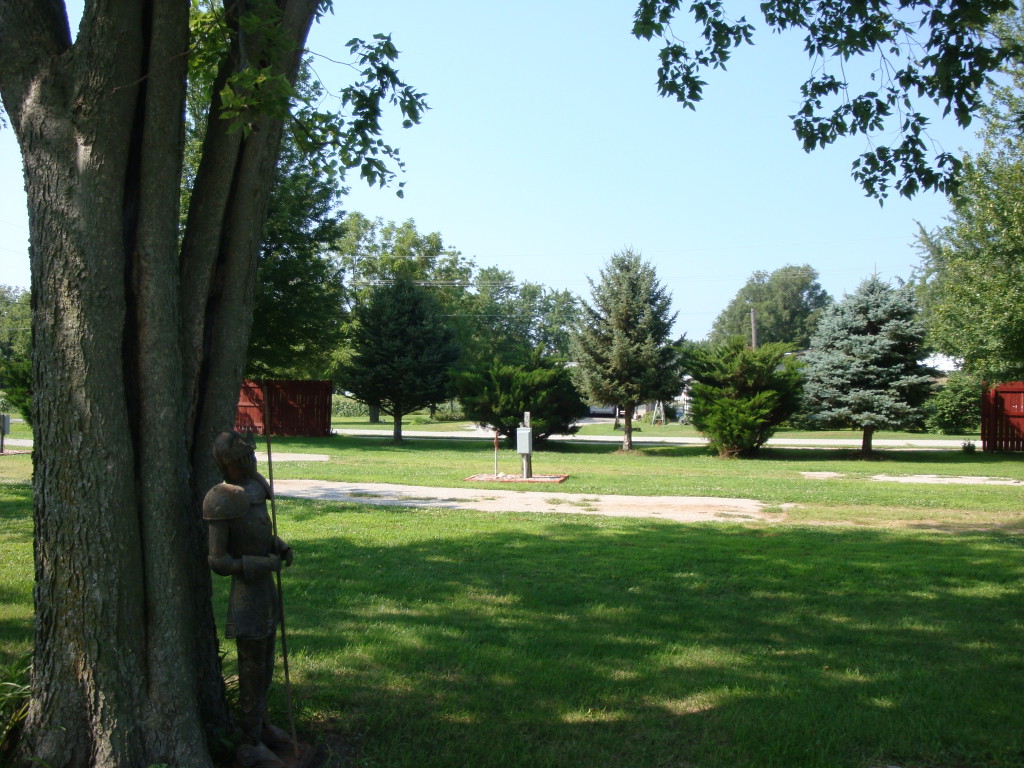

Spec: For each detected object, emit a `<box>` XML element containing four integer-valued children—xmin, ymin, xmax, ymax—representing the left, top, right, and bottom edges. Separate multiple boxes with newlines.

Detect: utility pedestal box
<box><xmin>516</xmin><ymin>427</ymin><xmax>532</xmax><ymax>455</ymax></box>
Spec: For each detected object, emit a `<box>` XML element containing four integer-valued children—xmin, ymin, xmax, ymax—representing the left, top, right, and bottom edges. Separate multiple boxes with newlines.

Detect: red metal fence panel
<box><xmin>236</xmin><ymin>379</ymin><xmax>332</xmax><ymax>437</ymax></box>
<box><xmin>982</xmin><ymin>381</ymin><xmax>1024</xmax><ymax>452</ymax></box>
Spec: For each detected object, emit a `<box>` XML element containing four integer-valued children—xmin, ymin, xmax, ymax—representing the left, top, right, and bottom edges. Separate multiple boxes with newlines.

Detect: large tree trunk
<box><xmin>621</xmin><ymin>403</ymin><xmax>635</xmax><ymax>451</ymax></box>
<box><xmin>862</xmin><ymin>425</ymin><xmax>875</xmax><ymax>457</ymax></box>
<box><xmin>0</xmin><ymin>2</ymin><xmax>319</xmax><ymax>766</ymax></box>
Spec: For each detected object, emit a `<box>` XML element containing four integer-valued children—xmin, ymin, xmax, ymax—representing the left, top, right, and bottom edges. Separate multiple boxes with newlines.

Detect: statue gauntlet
<box><xmin>242</xmin><ymin>554</ymin><xmax>281</xmax><ymax>581</ymax></box>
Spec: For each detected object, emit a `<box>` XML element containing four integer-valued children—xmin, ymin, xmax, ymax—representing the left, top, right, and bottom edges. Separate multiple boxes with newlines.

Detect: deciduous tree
<box><xmin>0</xmin><ymin>286</ymin><xmax>32</xmax><ymax>423</ymax></box>
<box><xmin>633</xmin><ymin>0</ymin><xmax>1019</xmax><ymax>198</ymax></box>
<box><xmin>803</xmin><ymin>277</ymin><xmax>933</xmax><ymax>455</ymax></box>
<box><xmin>911</xmin><ymin>10</ymin><xmax>1024</xmax><ymax>381</ymax></box>
<box><xmin>0</xmin><ymin>3</ymin><xmax>423</xmax><ymax>765</ymax></box>
<box><xmin>924</xmin><ymin>370</ymin><xmax>982</xmax><ymax>434</ymax></box>
<box><xmin>460</xmin><ymin>269</ymin><xmax>580</xmax><ymax>370</ymax></box>
<box><xmin>570</xmin><ymin>250</ymin><xmax>679</xmax><ymax>451</ymax></box>
<box><xmin>709</xmin><ymin>265</ymin><xmax>831</xmax><ymax>349</ymax></box>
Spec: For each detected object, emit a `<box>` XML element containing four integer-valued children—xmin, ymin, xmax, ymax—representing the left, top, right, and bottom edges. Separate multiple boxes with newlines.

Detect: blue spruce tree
<box><xmin>803</xmin><ymin>276</ymin><xmax>933</xmax><ymax>456</ymax></box>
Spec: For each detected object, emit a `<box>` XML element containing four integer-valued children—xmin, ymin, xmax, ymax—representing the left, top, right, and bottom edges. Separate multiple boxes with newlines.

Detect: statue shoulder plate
<box><xmin>203</xmin><ymin>482</ymin><xmax>249</xmax><ymax>520</ymax></box>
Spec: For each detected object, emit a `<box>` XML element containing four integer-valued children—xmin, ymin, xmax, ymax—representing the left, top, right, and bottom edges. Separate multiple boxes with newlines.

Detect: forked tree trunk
<box><xmin>0</xmin><ymin>2</ymin><xmax>319</xmax><ymax>766</ymax></box>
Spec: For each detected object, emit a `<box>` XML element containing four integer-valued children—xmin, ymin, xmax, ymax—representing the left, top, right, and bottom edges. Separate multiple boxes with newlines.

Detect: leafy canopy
<box><xmin>633</xmin><ymin>0</ymin><xmax>1020</xmax><ymax>198</ymax></box>
<box><xmin>912</xmin><ymin>10</ymin><xmax>1024</xmax><ymax>381</ymax></box>
<box><xmin>709</xmin><ymin>264</ymin><xmax>831</xmax><ymax>349</ymax></box>
<box><xmin>0</xmin><ymin>287</ymin><xmax>32</xmax><ymax>424</ymax></box>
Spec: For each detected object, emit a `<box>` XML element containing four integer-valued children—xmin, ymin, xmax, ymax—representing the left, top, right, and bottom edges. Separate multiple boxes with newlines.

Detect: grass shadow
<box><xmin>276</xmin><ymin>505</ymin><xmax>1024</xmax><ymax>768</ymax></box>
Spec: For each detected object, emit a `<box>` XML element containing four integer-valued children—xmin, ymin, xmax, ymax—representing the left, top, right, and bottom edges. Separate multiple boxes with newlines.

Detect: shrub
<box><xmin>685</xmin><ymin>337</ymin><xmax>803</xmax><ymax>457</ymax></box>
<box><xmin>925</xmin><ymin>371</ymin><xmax>982</xmax><ymax>434</ymax></box>
<box><xmin>455</xmin><ymin>351</ymin><xmax>588</xmax><ymax>445</ymax></box>
<box><xmin>331</xmin><ymin>395</ymin><xmax>369</xmax><ymax>418</ymax></box>
<box><xmin>430</xmin><ymin>400</ymin><xmax>465</xmax><ymax>422</ymax></box>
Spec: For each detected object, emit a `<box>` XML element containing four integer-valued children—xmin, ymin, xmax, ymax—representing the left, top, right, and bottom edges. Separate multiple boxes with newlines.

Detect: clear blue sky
<box><xmin>0</xmin><ymin>1</ymin><xmax>981</xmax><ymax>340</ymax></box>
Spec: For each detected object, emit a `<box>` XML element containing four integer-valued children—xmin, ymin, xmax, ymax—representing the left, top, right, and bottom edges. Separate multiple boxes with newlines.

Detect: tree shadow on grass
<box><xmin>280</xmin><ymin>509</ymin><xmax>1024</xmax><ymax>768</ymax></box>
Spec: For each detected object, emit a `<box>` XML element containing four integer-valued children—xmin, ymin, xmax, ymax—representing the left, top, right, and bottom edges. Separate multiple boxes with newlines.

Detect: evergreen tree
<box><xmin>709</xmin><ymin>265</ymin><xmax>831</xmax><ymax>349</ymax></box>
<box><xmin>685</xmin><ymin>337</ymin><xmax>803</xmax><ymax>457</ymax></box>
<box><xmin>455</xmin><ymin>348</ymin><xmax>589</xmax><ymax>444</ymax></box>
<box><xmin>338</xmin><ymin>277</ymin><xmax>459</xmax><ymax>442</ymax></box>
<box><xmin>570</xmin><ymin>249</ymin><xmax>679</xmax><ymax>450</ymax></box>
<box><xmin>803</xmin><ymin>277</ymin><xmax>934</xmax><ymax>456</ymax></box>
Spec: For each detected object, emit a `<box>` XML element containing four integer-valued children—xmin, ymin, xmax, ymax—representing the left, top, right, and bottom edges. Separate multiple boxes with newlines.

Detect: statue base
<box><xmin>233</xmin><ymin>740</ymin><xmax>314</xmax><ymax>768</ymax></box>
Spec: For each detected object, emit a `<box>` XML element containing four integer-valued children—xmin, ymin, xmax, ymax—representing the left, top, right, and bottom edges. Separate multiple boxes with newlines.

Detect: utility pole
<box><xmin>750</xmin><ymin>307</ymin><xmax>758</xmax><ymax>349</ymax></box>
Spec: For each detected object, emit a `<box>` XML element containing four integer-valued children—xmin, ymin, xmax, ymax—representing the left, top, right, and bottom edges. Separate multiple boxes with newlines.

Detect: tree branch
<box><xmin>0</xmin><ymin>0</ymin><xmax>72</xmax><ymax>125</ymax></box>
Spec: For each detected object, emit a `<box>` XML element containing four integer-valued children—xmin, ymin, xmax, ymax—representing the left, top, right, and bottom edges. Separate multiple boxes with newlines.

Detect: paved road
<box><xmin>3</xmin><ymin>429</ymin><xmax>969</xmax><ymax>451</ymax></box>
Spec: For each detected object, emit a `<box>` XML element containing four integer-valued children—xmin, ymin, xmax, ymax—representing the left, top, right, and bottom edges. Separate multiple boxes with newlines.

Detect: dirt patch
<box><xmin>273</xmin><ymin>479</ymin><xmax>775</xmax><ymax>523</ymax></box>
<box><xmin>464</xmin><ymin>473</ymin><xmax>568</xmax><ymax>483</ymax></box>
<box><xmin>871</xmin><ymin>474</ymin><xmax>1024</xmax><ymax>486</ymax></box>
<box><xmin>800</xmin><ymin>471</ymin><xmax>1023</xmax><ymax>486</ymax></box>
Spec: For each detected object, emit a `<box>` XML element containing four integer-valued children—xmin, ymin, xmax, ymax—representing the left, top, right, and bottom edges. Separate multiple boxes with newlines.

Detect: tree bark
<box><xmin>862</xmin><ymin>425</ymin><xmax>874</xmax><ymax>457</ymax></box>
<box><xmin>621</xmin><ymin>403</ymin><xmax>635</xmax><ymax>451</ymax></box>
<box><xmin>0</xmin><ymin>2</ymin><xmax>320</xmax><ymax>766</ymax></box>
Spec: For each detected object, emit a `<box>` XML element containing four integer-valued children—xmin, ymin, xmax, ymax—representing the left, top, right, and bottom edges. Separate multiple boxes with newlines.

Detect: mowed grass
<box><xmin>264</xmin><ymin>434</ymin><xmax>1024</xmax><ymax>528</ymax></box>
<box><xmin>3</xmin><ymin>435</ymin><xmax>1023</xmax><ymax>766</ymax></box>
<box><xmin>1</xmin><ymin>482</ymin><xmax>1022</xmax><ymax>767</ymax></box>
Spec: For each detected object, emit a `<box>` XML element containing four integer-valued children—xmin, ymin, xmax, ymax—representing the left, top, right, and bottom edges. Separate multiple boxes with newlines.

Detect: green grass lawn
<box><xmin>3</xmin><ymin>433</ymin><xmax>1023</xmax><ymax>766</ymax></box>
<box><xmin>1</xmin><ymin>480</ymin><xmax>1022</xmax><ymax>768</ymax></box>
<box><xmin>253</xmin><ymin>434</ymin><xmax>1024</xmax><ymax>528</ymax></box>
<box><xmin>331</xmin><ymin>415</ymin><xmax>479</xmax><ymax>433</ymax></box>
<box><xmin>1</xmin><ymin>418</ymin><xmax>31</xmax><ymax>442</ymax></box>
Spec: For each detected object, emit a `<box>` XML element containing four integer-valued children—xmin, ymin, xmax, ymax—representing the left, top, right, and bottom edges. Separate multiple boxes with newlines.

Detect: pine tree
<box><xmin>570</xmin><ymin>249</ymin><xmax>679</xmax><ymax>450</ymax></box>
<box><xmin>803</xmin><ymin>277</ymin><xmax>933</xmax><ymax>455</ymax></box>
<box><xmin>339</xmin><ymin>277</ymin><xmax>459</xmax><ymax>442</ymax></box>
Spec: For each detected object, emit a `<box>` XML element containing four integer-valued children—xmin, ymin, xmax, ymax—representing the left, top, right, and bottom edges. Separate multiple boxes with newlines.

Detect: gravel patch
<box><xmin>273</xmin><ymin>479</ymin><xmax>775</xmax><ymax>523</ymax></box>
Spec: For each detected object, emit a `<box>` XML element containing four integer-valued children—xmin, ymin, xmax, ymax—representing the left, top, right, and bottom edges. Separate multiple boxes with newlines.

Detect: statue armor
<box><xmin>204</xmin><ymin>476</ymin><xmax>281</xmax><ymax>639</ymax></box>
<box><xmin>204</xmin><ymin>432</ymin><xmax>293</xmax><ymax>768</ymax></box>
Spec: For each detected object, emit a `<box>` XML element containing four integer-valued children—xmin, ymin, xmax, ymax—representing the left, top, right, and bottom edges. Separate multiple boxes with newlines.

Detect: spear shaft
<box><xmin>261</xmin><ymin>383</ymin><xmax>299</xmax><ymax>757</ymax></box>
